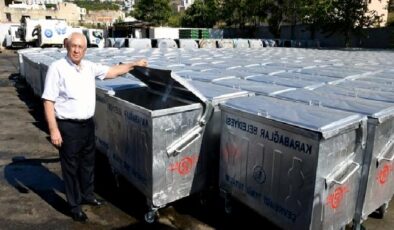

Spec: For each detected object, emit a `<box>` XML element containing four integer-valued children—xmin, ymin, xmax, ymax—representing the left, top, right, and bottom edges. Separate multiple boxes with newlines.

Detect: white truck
<box><xmin>5</xmin><ymin>24</ymin><xmax>24</xmax><ymax>48</ymax></box>
<box><xmin>21</xmin><ymin>17</ymin><xmax>46</xmax><ymax>47</ymax></box>
<box><xmin>83</xmin><ymin>28</ymin><xmax>105</xmax><ymax>48</ymax></box>
<box><xmin>33</xmin><ymin>19</ymin><xmax>70</xmax><ymax>47</ymax></box>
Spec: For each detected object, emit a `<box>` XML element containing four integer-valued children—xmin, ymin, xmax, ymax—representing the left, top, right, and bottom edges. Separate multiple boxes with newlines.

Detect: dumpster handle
<box><xmin>377</xmin><ymin>140</ymin><xmax>394</xmax><ymax>163</ymax></box>
<box><xmin>175</xmin><ymin>133</ymin><xmax>201</xmax><ymax>155</ymax></box>
<box><xmin>326</xmin><ymin>162</ymin><xmax>360</xmax><ymax>186</ymax></box>
<box><xmin>166</xmin><ymin>103</ymin><xmax>213</xmax><ymax>157</ymax></box>
<box><xmin>166</xmin><ymin>126</ymin><xmax>203</xmax><ymax>157</ymax></box>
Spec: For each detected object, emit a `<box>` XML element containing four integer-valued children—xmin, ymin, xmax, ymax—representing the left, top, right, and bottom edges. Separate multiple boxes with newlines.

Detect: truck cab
<box><xmin>5</xmin><ymin>25</ymin><xmax>24</xmax><ymax>48</ymax></box>
<box><xmin>83</xmin><ymin>29</ymin><xmax>104</xmax><ymax>48</ymax></box>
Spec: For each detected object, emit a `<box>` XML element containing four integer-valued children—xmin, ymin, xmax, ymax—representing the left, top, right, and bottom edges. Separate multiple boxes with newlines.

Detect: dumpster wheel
<box><xmin>376</xmin><ymin>203</ymin><xmax>388</xmax><ymax>219</ymax></box>
<box><xmin>144</xmin><ymin>210</ymin><xmax>158</xmax><ymax>224</ymax></box>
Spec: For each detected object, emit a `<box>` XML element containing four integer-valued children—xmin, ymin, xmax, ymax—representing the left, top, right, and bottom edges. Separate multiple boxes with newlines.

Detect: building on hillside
<box><xmin>3</xmin><ymin>2</ymin><xmax>84</xmax><ymax>25</ymax></box>
<box><xmin>25</xmin><ymin>0</ymin><xmax>63</xmax><ymax>4</ymax></box>
<box><xmin>2</xmin><ymin>2</ymin><xmax>124</xmax><ymax>26</ymax></box>
<box><xmin>84</xmin><ymin>10</ymin><xmax>125</xmax><ymax>27</ymax></box>
<box><xmin>176</xmin><ymin>0</ymin><xmax>194</xmax><ymax>12</ymax></box>
<box><xmin>0</xmin><ymin>0</ymin><xmax>6</xmax><ymax>22</ymax></box>
<box><xmin>123</xmin><ymin>0</ymin><xmax>135</xmax><ymax>12</ymax></box>
<box><xmin>169</xmin><ymin>0</ymin><xmax>194</xmax><ymax>12</ymax></box>
<box><xmin>367</xmin><ymin>0</ymin><xmax>389</xmax><ymax>26</ymax></box>
<box><xmin>180</xmin><ymin>0</ymin><xmax>194</xmax><ymax>10</ymax></box>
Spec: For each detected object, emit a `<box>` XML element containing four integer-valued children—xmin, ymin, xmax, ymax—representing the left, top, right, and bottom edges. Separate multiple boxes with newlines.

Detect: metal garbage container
<box><xmin>94</xmin><ymin>77</ymin><xmax>146</xmax><ymax>155</ymax></box>
<box><xmin>219</xmin><ymin>95</ymin><xmax>366</xmax><ymax>230</ymax></box>
<box><xmin>275</xmin><ymin>89</ymin><xmax>394</xmax><ymax>227</ymax></box>
<box><xmin>179</xmin><ymin>80</ymin><xmax>253</xmax><ymax>188</ymax></box>
<box><xmin>212</xmin><ymin>77</ymin><xmax>295</xmax><ymax>96</ymax></box>
<box><xmin>313</xmin><ymin>85</ymin><xmax>394</xmax><ymax>103</ymax></box>
<box><xmin>17</xmin><ymin>48</ymin><xmax>42</xmax><ymax>78</ymax></box>
<box><xmin>101</xmin><ymin>67</ymin><xmax>214</xmax><ymax>223</ymax></box>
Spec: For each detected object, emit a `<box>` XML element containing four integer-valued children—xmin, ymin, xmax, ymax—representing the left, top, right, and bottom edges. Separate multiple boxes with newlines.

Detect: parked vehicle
<box><xmin>83</xmin><ymin>28</ymin><xmax>105</xmax><ymax>48</ymax></box>
<box><xmin>5</xmin><ymin>24</ymin><xmax>24</xmax><ymax>48</ymax></box>
<box><xmin>33</xmin><ymin>19</ymin><xmax>70</xmax><ymax>47</ymax></box>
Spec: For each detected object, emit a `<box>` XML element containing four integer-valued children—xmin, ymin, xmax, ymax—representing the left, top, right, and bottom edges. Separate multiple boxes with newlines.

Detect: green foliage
<box><xmin>266</xmin><ymin>2</ymin><xmax>284</xmax><ymax>38</ymax></box>
<box><xmin>181</xmin><ymin>0</ymin><xmax>218</xmax><ymax>28</ymax></box>
<box><xmin>219</xmin><ymin>0</ymin><xmax>268</xmax><ymax>28</ymax></box>
<box><xmin>316</xmin><ymin>0</ymin><xmax>381</xmax><ymax>47</ymax></box>
<box><xmin>388</xmin><ymin>12</ymin><xmax>394</xmax><ymax>26</ymax></box>
<box><xmin>80</xmin><ymin>22</ymin><xmax>105</xmax><ymax>29</ymax></box>
<box><xmin>168</xmin><ymin>12</ymin><xmax>184</xmax><ymax>27</ymax></box>
<box><xmin>132</xmin><ymin>0</ymin><xmax>172</xmax><ymax>26</ymax></box>
<box><xmin>45</xmin><ymin>4</ymin><xmax>57</xmax><ymax>9</ymax></box>
<box><xmin>73</xmin><ymin>1</ymin><xmax>120</xmax><ymax>11</ymax></box>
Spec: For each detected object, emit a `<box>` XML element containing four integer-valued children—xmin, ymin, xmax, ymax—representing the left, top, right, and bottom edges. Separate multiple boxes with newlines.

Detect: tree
<box><xmin>168</xmin><ymin>12</ymin><xmax>184</xmax><ymax>27</ymax></box>
<box><xmin>132</xmin><ymin>0</ymin><xmax>172</xmax><ymax>26</ymax></box>
<box><xmin>219</xmin><ymin>0</ymin><xmax>268</xmax><ymax>29</ymax></box>
<box><xmin>317</xmin><ymin>0</ymin><xmax>382</xmax><ymax>47</ymax></box>
<box><xmin>182</xmin><ymin>0</ymin><xmax>218</xmax><ymax>27</ymax></box>
<box><xmin>299</xmin><ymin>0</ymin><xmax>332</xmax><ymax>39</ymax></box>
<box><xmin>265</xmin><ymin>0</ymin><xmax>310</xmax><ymax>39</ymax></box>
<box><xmin>265</xmin><ymin>0</ymin><xmax>285</xmax><ymax>38</ymax></box>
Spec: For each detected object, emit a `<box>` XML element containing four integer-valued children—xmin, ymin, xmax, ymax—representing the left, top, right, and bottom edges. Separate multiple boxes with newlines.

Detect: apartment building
<box><xmin>1</xmin><ymin>1</ymin><xmax>124</xmax><ymax>26</ymax></box>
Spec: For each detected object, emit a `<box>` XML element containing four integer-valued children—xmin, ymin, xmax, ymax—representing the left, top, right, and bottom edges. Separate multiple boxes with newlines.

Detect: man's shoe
<box><xmin>83</xmin><ymin>198</ymin><xmax>105</xmax><ymax>207</ymax></box>
<box><xmin>72</xmin><ymin>211</ymin><xmax>88</xmax><ymax>222</ymax></box>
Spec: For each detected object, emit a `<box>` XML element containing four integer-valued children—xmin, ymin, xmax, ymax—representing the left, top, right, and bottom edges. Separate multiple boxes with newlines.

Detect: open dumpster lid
<box><xmin>221</xmin><ymin>95</ymin><xmax>364</xmax><ymax>139</ymax></box>
<box><xmin>130</xmin><ymin>66</ymin><xmax>209</xmax><ymax>104</ymax></box>
<box><xmin>276</xmin><ymin>89</ymin><xmax>394</xmax><ymax>123</ymax></box>
<box><xmin>96</xmin><ymin>77</ymin><xmax>146</xmax><ymax>94</ymax></box>
<box><xmin>184</xmin><ymin>80</ymin><xmax>252</xmax><ymax>105</ymax></box>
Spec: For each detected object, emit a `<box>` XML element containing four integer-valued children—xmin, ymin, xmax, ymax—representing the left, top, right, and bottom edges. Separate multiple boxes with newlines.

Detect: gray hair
<box><xmin>67</xmin><ymin>32</ymin><xmax>87</xmax><ymax>48</ymax></box>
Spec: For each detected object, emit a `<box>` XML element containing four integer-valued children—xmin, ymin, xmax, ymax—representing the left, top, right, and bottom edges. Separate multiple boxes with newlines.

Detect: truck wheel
<box><xmin>144</xmin><ymin>210</ymin><xmax>157</xmax><ymax>224</ymax></box>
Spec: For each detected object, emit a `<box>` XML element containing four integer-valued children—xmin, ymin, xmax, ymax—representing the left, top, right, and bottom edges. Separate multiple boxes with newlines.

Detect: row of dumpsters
<box><xmin>18</xmin><ymin>46</ymin><xmax>394</xmax><ymax>229</ymax></box>
<box><xmin>104</xmin><ymin>37</ymin><xmax>318</xmax><ymax>49</ymax></box>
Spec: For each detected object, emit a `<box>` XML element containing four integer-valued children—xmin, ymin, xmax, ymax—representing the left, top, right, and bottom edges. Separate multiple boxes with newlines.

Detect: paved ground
<box><xmin>0</xmin><ymin>49</ymin><xmax>393</xmax><ymax>230</ymax></box>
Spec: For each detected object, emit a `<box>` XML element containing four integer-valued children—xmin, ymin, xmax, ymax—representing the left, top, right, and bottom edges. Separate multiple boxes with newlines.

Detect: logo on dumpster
<box><xmin>168</xmin><ymin>154</ymin><xmax>197</xmax><ymax>176</ymax></box>
<box><xmin>326</xmin><ymin>186</ymin><xmax>349</xmax><ymax>209</ymax></box>
<box><xmin>377</xmin><ymin>163</ymin><xmax>393</xmax><ymax>185</ymax></box>
<box><xmin>253</xmin><ymin>165</ymin><xmax>266</xmax><ymax>184</ymax></box>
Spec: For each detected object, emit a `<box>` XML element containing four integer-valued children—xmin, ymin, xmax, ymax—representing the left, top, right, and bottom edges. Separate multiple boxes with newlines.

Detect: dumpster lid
<box><xmin>95</xmin><ymin>77</ymin><xmax>146</xmax><ymax>94</ymax></box>
<box><xmin>221</xmin><ymin>95</ymin><xmax>364</xmax><ymax>139</ymax></box>
<box><xmin>130</xmin><ymin>66</ymin><xmax>208</xmax><ymax>104</ymax></box>
<box><xmin>185</xmin><ymin>80</ymin><xmax>252</xmax><ymax>105</ymax></box>
<box><xmin>314</xmin><ymin>85</ymin><xmax>394</xmax><ymax>103</ymax></box>
<box><xmin>212</xmin><ymin>78</ymin><xmax>295</xmax><ymax>96</ymax></box>
<box><xmin>276</xmin><ymin>89</ymin><xmax>394</xmax><ymax>123</ymax></box>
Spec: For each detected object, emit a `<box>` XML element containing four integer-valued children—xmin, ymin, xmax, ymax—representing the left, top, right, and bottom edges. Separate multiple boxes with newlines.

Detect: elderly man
<box><xmin>42</xmin><ymin>32</ymin><xmax>147</xmax><ymax>222</ymax></box>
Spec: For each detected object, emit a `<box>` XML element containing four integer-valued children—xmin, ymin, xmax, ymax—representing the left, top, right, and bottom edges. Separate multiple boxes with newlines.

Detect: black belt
<box><xmin>56</xmin><ymin>118</ymin><xmax>93</xmax><ymax>124</ymax></box>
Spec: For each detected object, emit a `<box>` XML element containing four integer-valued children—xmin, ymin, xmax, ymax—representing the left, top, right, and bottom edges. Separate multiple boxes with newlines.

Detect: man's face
<box><xmin>67</xmin><ymin>34</ymin><xmax>87</xmax><ymax>65</ymax></box>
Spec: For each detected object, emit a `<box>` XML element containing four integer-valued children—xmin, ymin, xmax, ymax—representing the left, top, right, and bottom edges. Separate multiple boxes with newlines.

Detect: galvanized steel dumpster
<box><xmin>275</xmin><ymin>89</ymin><xmax>394</xmax><ymax>227</ymax></box>
<box><xmin>313</xmin><ymin>85</ymin><xmax>394</xmax><ymax>103</ymax></box>
<box><xmin>102</xmin><ymin>67</ymin><xmax>214</xmax><ymax>223</ymax></box>
<box><xmin>179</xmin><ymin>80</ymin><xmax>253</xmax><ymax>187</ymax></box>
<box><xmin>219</xmin><ymin>95</ymin><xmax>366</xmax><ymax>230</ymax></box>
<box><xmin>94</xmin><ymin>77</ymin><xmax>146</xmax><ymax>155</ymax></box>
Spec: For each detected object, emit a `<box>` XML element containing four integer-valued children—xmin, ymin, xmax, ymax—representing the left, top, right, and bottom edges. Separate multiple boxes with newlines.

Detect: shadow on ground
<box><xmin>4</xmin><ymin>156</ymin><xmax>69</xmax><ymax>216</ymax></box>
<box><xmin>10</xmin><ymin>74</ymin><xmax>48</xmax><ymax>133</ymax></box>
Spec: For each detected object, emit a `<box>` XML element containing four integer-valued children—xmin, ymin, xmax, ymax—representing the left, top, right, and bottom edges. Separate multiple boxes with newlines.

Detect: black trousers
<box><xmin>57</xmin><ymin>118</ymin><xmax>96</xmax><ymax>214</ymax></box>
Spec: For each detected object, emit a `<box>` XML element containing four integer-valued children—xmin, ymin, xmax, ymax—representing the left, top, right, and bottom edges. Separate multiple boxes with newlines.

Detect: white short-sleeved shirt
<box><xmin>42</xmin><ymin>56</ymin><xmax>109</xmax><ymax>120</ymax></box>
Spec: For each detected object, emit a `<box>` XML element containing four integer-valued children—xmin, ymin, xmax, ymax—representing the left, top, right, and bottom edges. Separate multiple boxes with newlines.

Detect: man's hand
<box><xmin>50</xmin><ymin>128</ymin><xmax>63</xmax><ymax>148</ymax></box>
<box><xmin>106</xmin><ymin>59</ymin><xmax>148</xmax><ymax>79</ymax></box>
<box><xmin>133</xmin><ymin>59</ymin><xmax>148</xmax><ymax>68</ymax></box>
